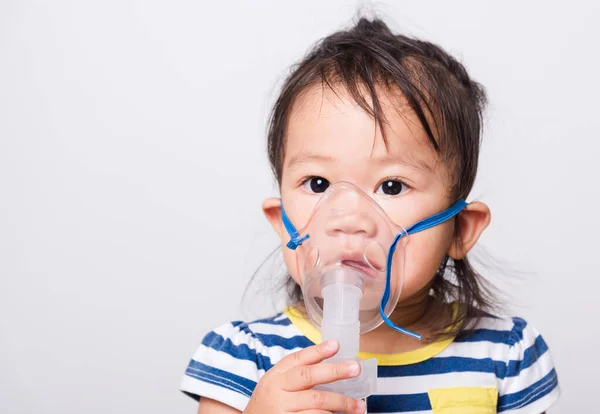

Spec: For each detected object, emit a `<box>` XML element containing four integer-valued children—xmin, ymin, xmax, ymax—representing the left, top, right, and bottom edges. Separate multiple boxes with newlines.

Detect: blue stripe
<box><xmin>251</xmin><ymin>333</ymin><xmax>313</xmax><ymax>350</ymax></box>
<box><xmin>235</xmin><ymin>322</ymin><xmax>313</xmax><ymax>350</ymax></box>
<box><xmin>498</xmin><ymin>368</ymin><xmax>558</xmax><ymax>411</ymax></box>
<box><xmin>367</xmin><ymin>393</ymin><xmax>431</xmax><ymax>412</ymax></box>
<box><xmin>456</xmin><ymin>317</ymin><xmax>526</xmax><ymax>345</ymax></box>
<box><xmin>507</xmin><ymin>317</ymin><xmax>526</xmax><ymax>345</ymax></box>
<box><xmin>185</xmin><ymin>360</ymin><xmax>257</xmax><ymax>397</ymax></box>
<box><xmin>378</xmin><ymin>356</ymin><xmax>501</xmax><ymax>378</ymax></box>
<box><xmin>201</xmin><ymin>331</ymin><xmax>275</xmax><ymax>370</ymax></box>
<box><xmin>505</xmin><ymin>334</ymin><xmax>548</xmax><ymax>378</ymax></box>
<box><xmin>455</xmin><ymin>329</ymin><xmax>515</xmax><ymax>344</ymax></box>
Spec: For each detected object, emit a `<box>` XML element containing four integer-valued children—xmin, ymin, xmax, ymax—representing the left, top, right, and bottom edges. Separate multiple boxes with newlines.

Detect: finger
<box><xmin>283</xmin><ymin>360</ymin><xmax>361</xmax><ymax>391</ymax></box>
<box><xmin>291</xmin><ymin>390</ymin><xmax>366</xmax><ymax>414</ymax></box>
<box><xmin>274</xmin><ymin>339</ymin><xmax>339</xmax><ymax>372</ymax></box>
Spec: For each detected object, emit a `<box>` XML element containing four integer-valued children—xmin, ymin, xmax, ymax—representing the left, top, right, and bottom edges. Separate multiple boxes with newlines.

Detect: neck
<box><xmin>359</xmin><ymin>285</ymin><xmax>450</xmax><ymax>354</ymax></box>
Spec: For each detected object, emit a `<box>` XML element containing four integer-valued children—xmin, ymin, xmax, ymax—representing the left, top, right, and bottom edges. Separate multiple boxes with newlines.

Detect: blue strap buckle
<box><xmin>281</xmin><ymin>200</ymin><xmax>310</xmax><ymax>250</ymax></box>
<box><xmin>286</xmin><ymin>234</ymin><xmax>310</xmax><ymax>250</ymax></box>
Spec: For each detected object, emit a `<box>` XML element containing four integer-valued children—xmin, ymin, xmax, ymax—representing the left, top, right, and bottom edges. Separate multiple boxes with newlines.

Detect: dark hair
<box><xmin>266</xmin><ymin>17</ymin><xmax>496</xmax><ymax>339</ymax></box>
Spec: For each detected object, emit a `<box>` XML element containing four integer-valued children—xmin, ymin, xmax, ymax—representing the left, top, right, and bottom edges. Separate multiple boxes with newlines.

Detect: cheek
<box><xmin>281</xmin><ymin>243</ymin><xmax>303</xmax><ymax>286</ymax></box>
<box><xmin>394</xmin><ymin>222</ymin><xmax>454</xmax><ymax>299</ymax></box>
<box><xmin>281</xmin><ymin>192</ymin><xmax>315</xmax><ymax>232</ymax></box>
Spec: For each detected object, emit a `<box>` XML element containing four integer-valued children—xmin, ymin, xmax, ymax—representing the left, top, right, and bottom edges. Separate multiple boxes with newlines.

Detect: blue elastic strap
<box><xmin>379</xmin><ymin>199</ymin><xmax>468</xmax><ymax>340</ymax></box>
<box><xmin>404</xmin><ymin>199</ymin><xmax>468</xmax><ymax>236</ymax></box>
<box><xmin>280</xmin><ymin>200</ymin><xmax>309</xmax><ymax>250</ymax></box>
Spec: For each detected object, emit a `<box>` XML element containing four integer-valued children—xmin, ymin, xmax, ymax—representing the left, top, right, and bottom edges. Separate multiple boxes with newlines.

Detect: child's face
<box><xmin>265</xmin><ymin>84</ymin><xmax>473</xmax><ymax>303</ymax></box>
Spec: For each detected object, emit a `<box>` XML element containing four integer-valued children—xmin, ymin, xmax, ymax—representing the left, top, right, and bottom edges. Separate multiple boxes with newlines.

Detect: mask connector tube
<box><xmin>315</xmin><ymin>268</ymin><xmax>377</xmax><ymax>401</ymax></box>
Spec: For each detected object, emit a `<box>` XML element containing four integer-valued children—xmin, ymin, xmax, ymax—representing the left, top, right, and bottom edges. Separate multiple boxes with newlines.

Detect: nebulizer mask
<box><xmin>281</xmin><ymin>182</ymin><xmax>466</xmax><ymax>400</ymax></box>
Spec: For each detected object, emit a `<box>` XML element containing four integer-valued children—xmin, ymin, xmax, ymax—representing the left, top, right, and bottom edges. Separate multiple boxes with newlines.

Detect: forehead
<box><xmin>284</xmin><ymin>83</ymin><xmax>440</xmax><ymax>169</ymax></box>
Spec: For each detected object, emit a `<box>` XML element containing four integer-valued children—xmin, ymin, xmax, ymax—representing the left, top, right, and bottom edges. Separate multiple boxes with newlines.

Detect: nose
<box><xmin>324</xmin><ymin>211</ymin><xmax>377</xmax><ymax>238</ymax></box>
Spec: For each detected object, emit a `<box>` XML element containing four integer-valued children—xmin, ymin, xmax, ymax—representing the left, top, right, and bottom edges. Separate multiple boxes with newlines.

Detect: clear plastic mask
<box><xmin>290</xmin><ymin>181</ymin><xmax>408</xmax><ymax>334</ymax></box>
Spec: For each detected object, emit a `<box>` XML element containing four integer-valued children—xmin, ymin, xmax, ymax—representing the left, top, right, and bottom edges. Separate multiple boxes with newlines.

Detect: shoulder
<box><xmin>180</xmin><ymin>312</ymin><xmax>312</xmax><ymax>411</ymax></box>
<box><xmin>453</xmin><ymin>314</ymin><xmax>560</xmax><ymax>412</ymax></box>
<box><xmin>457</xmin><ymin>313</ymin><xmax>537</xmax><ymax>347</ymax></box>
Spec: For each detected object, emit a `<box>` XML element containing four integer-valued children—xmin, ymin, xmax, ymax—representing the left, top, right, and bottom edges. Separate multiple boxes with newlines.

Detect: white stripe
<box><xmin>180</xmin><ymin>374</ymin><xmax>250</xmax><ymax>412</ymax></box>
<box><xmin>376</xmin><ymin>371</ymin><xmax>497</xmax><ymax>395</ymax></box>
<box><xmin>439</xmin><ymin>329</ymin><xmax>540</xmax><ymax>365</ymax></box>
<box><xmin>212</xmin><ymin>323</ymin><xmax>304</xmax><ymax>362</ymax></box>
<box><xmin>439</xmin><ymin>340</ymin><xmax>508</xmax><ymax>361</ymax></box>
<box><xmin>474</xmin><ymin>316</ymin><xmax>520</xmax><ymax>332</ymax></box>
<box><xmin>244</xmin><ymin>321</ymin><xmax>305</xmax><ymax>338</ymax></box>
<box><xmin>274</xmin><ymin>313</ymin><xmax>289</xmax><ymax>322</ymax></box>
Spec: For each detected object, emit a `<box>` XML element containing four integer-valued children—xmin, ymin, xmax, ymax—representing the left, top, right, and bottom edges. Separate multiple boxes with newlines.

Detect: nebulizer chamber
<box><xmin>316</xmin><ymin>267</ymin><xmax>378</xmax><ymax>400</ymax></box>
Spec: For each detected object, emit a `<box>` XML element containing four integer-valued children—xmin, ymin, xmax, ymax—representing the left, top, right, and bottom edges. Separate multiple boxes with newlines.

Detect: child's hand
<box><xmin>243</xmin><ymin>339</ymin><xmax>366</xmax><ymax>414</ymax></box>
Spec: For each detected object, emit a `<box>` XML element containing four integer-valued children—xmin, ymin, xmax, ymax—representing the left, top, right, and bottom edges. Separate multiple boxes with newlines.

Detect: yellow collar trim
<box><xmin>283</xmin><ymin>306</ymin><xmax>456</xmax><ymax>366</ymax></box>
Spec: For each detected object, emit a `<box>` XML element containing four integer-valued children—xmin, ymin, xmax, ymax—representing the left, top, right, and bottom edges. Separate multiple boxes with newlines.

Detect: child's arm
<box><xmin>197</xmin><ymin>398</ymin><xmax>241</xmax><ymax>414</ymax></box>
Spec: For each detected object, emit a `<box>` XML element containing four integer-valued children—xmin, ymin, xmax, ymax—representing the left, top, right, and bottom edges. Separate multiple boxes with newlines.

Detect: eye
<box><xmin>376</xmin><ymin>179</ymin><xmax>409</xmax><ymax>196</ymax></box>
<box><xmin>302</xmin><ymin>176</ymin><xmax>330</xmax><ymax>194</ymax></box>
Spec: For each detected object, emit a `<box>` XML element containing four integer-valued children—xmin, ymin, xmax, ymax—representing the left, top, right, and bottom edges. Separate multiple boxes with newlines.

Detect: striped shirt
<box><xmin>180</xmin><ymin>307</ymin><xmax>559</xmax><ymax>413</ymax></box>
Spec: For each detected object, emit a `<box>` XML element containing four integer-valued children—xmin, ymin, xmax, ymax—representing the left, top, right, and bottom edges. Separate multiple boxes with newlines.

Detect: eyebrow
<box><xmin>286</xmin><ymin>150</ymin><xmax>433</xmax><ymax>172</ymax></box>
<box><xmin>286</xmin><ymin>152</ymin><xmax>336</xmax><ymax>168</ymax></box>
<box><xmin>371</xmin><ymin>152</ymin><xmax>433</xmax><ymax>172</ymax></box>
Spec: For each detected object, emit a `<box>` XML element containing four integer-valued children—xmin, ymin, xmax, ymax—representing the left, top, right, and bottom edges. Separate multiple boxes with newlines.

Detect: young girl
<box><xmin>180</xmin><ymin>18</ymin><xmax>559</xmax><ymax>413</ymax></box>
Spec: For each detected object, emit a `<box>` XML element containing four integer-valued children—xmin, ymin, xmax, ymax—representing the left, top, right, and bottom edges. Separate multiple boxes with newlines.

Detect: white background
<box><xmin>1</xmin><ymin>1</ymin><xmax>598</xmax><ymax>413</ymax></box>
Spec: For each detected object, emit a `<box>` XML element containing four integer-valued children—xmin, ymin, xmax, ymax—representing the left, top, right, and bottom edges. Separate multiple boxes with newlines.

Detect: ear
<box><xmin>262</xmin><ymin>197</ymin><xmax>285</xmax><ymax>239</ymax></box>
<box><xmin>448</xmin><ymin>201</ymin><xmax>491</xmax><ymax>260</ymax></box>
